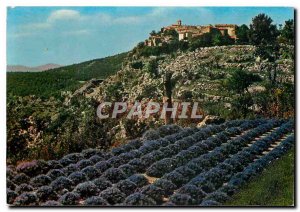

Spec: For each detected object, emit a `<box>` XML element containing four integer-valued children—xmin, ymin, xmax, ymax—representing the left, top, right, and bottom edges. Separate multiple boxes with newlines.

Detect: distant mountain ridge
<box><xmin>7</xmin><ymin>63</ymin><xmax>62</xmax><ymax>72</ymax></box>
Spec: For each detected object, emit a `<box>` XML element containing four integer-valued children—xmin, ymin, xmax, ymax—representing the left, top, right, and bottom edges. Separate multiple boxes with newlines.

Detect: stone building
<box><xmin>144</xmin><ymin>20</ymin><xmax>238</xmax><ymax>46</ymax></box>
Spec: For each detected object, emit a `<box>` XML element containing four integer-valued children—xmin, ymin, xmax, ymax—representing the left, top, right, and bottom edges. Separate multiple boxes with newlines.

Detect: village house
<box><xmin>145</xmin><ymin>20</ymin><xmax>237</xmax><ymax>46</ymax></box>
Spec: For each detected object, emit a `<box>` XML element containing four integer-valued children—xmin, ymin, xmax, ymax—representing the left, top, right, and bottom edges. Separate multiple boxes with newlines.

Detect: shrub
<box><xmin>204</xmin><ymin>168</ymin><xmax>225</xmax><ymax>187</ymax></box>
<box><xmin>102</xmin><ymin>152</ymin><xmax>113</xmax><ymax>160</ymax></box>
<box><xmin>94</xmin><ymin>161</ymin><xmax>111</xmax><ymax>173</ymax></box>
<box><xmin>62</xmin><ymin>153</ymin><xmax>84</xmax><ymax>163</ymax></box>
<box><xmin>174</xmin><ymin>151</ymin><xmax>193</xmax><ymax>165</ymax></box>
<box><xmin>47</xmin><ymin>160</ymin><xmax>63</xmax><ymax>170</ymax></box>
<box><xmin>58</xmin><ymin>192</ymin><xmax>80</xmax><ymax>205</ymax></box>
<box><xmin>139</xmin><ymin>141</ymin><xmax>160</xmax><ymax>155</ymax></box>
<box><xmin>7</xmin><ymin>189</ymin><xmax>18</xmax><ymax>204</ymax></box>
<box><xmin>162</xmin><ymin>171</ymin><xmax>188</xmax><ymax>187</ymax></box>
<box><xmin>162</xmin><ymin>201</ymin><xmax>176</xmax><ymax>206</ymax></box>
<box><xmin>146</xmin><ymin>158</ymin><xmax>176</xmax><ymax>177</ymax></box>
<box><xmin>178</xmin><ymin>184</ymin><xmax>206</xmax><ymax>202</ymax></box>
<box><xmin>128</xmin><ymin>174</ymin><xmax>149</xmax><ymax>187</ymax></box>
<box><xmin>139</xmin><ymin>184</ymin><xmax>164</xmax><ymax>203</ymax></box>
<box><xmin>218</xmin><ymin>184</ymin><xmax>237</xmax><ymax>196</ymax></box>
<box><xmin>200</xmin><ymin>181</ymin><xmax>216</xmax><ymax>193</ymax></box>
<box><xmin>192</xmin><ymin>156</ymin><xmax>212</xmax><ymax>168</ymax></box>
<box><xmin>46</xmin><ymin>169</ymin><xmax>65</xmax><ymax>180</ymax></box>
<box><xmin>165</xmin><ymin>134</ymin><xmax>179</xmax><ymax>143</ymax></box>
<box><xmin>167</xmin><ymin>144</ymin><xmax>181</xmax><ymax>155</ymax></box>
<box><xmin>216</xmin><ymin>163</ymin><xmax>234</xmax><ymax>175</ymax></box>
<box><xmin>175</xmin><ymin>166</ymin><xmax>196</xmax><ymax>179</ymax></box>
<box><xmin>36</xmin><ymin>186</ymin><xmax>58</xmax><ymax>201</ymax></box>
<box><xmin>141</xmin><ymin>151</ymin><xmax>164</xmax><ymax>166</ymax></box>
<box><xmin>142</xmin><ymin>129</ymin><xmax>160</xmax><ymax>140</ymax></box>
<box><xmin>16</xmin><ymin>161</ymin><xmax>39</xmax><ymax>177</ymax></box>
<box><xmin>169</xmin><ymin>193</ymin><xmax>196</xmax><ymax>205</ymax></box>
<box><xmin>128</xmin><ymin>158</ymin><xmax>147</xmax><ymax>172</ymax></box>
<box><xmin>127</xmin><ymin>139</ymin><xmax>143</xmax><ymax>149</ymax></box>
<box><xmin>92</xmin><ymin>177</ymin><xmax>112</xmax><ymax>191</ymax></box>
<box><xmin>84</xmin><ymin>196</ymin><xmax>109</xmax><ymax>206</ymax></box>
<box><xmin>58</xmin><ymin>158</ymin><xmax>73</xmax><ymax>166</ymax></box>
<box><xmin>119</xmin><ymin>164</ymin><xmax>135</xmax><ymax>177</ymax></box>
<box><xmin>62</xmin><ymin>164</ymin><xmax>78</xmax><ymax>175</ymax></box>
<box><xmin>195</xmin><ymin>142</ymin><xmax>209</xmax><ymax>151</ymax></box>
<box><xmin>13</xmin><ymin>173</ymin><xmax>30</xmax><ymax>185</ymax></box>
<box><xmin>16</xmin><ymin>183</ymin><xmax>34</xmax><ymax>194</ymax></box>
<box><xmin>187</xmin><ymin>146</ymin><xmax>205</xmax><ymax>156</ymax></box>
<box><xmin>82</xmin><ymin>148</ymin><xmax>99</xmax><ymax>158</ymax></box>
<box><xmin>153</xmin><ymin>179</ymin><xmax>177</xmax><ymax>195</ymax></box>
<box><xmin>50</xmin><ymin>176</ymin><xmax>74</xmax><ymax>191</ymax></box>
<box><xmin>123</xmin><ymin>193</ymin><xmax>156</xmax><ymax>206</ymax></box>
<box><xmin>89</xmin><ymin>155</ymin><xmax>103</xmax><ymax>164</ymax></box>
<box><xmin>200</xmin><ymin>200</ymin><xmax>221</xmax><ymax>206</ymax></box>
<box><xmin>7</xmin><ymin>180</ymin><xmax>16</xmax><ymax>190</ymax></box>
<box><xmin>74</xmin><ymin>181</ymin><xmax>99</xmax><ymax>197</ymax></box>
<box><xmin>159</xmin><ymin>146</ymin><xmax>174</xmax><ymax>158</ymax></box>
<box><xmin>119</xmin><ymin>152</ymin><xmax>137</xmax><ymax>163</ymax></box>
<box><xmin>186</xmin><ymin>161</ymin><xmax>204</xmax><ymax>173</ymax></box>
<box><xmin>107</xmin><ymin>156</ymin><xmax>123</xmax><ymax>167</ymax></box>
<box><xmin>102</xmin><ymin>168</ymin><xmax>126</xmax><ymax>183</ymax></box>
<box><xmin>81</xmin><ymin>166</ymin><xmax>100</xmax><ymax>180</ymax></box>
<box><xmin>157</xmin><ymin>138</ymin><xmax>170</xmax><ymax>147</ymax></box>
<box><xmin>41</xmin><ymin>200</ymin><xmax>62</xmax><ymax>206</ymax></box>
<box><xmin>174</xmin><ymin>138</ymin><xmax>192</xmax><ymax>149</ymax></box>
<box><xmin>68</xmin><ymin>171</ymin><xmax>88</xmax><ymax>184</ymax></box>
<box><xmin>30</xmin><ymin>175</ymin><xmax>52</xmax><ymax>187</ymax></box>
<box><xmin>76</xmin><ymin>159</ymin><xmax>94</xmax><ymax>169</ymax></box>
<box><xmin>7</xmin><ymin>167</ymin><xmax>17</xmax><ymax>180</ymax></box>
<box><xmin>157</xmin><ymin>124</ymin><xmax>183</xmax><ymax>137</ymax></box>
<box><xmin>13</xmin><ymin>192</ymin><xmax>37</xmax><ymax>206</ymax></box>
<box><xmin>100</xmin><ymin>187</ymin><xmax>126</xmax><ymax>205</ymax></box>
<box><xmin>115</xmin><ymin>179</ymin><xmax>137</xmax><ymax>195</ymax></box>
<box><xmin>203</xmin><ymin>191</ymin><xmax>230</xmax><ymax>203</ymax></box>
<box><xmin>215</xmin><ymin>132</ymin><xmax>229</xmax><ymax>142</ymax></box>
<box><xmin>111</xmin><ymin>146</ymin><xmax>126</xmax><ymax>155</ymax></box>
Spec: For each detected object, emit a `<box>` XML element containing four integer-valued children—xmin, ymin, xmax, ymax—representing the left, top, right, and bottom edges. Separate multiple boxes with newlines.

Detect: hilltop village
<box><xmin>145</xmin><ymin>20</ymin><xmax>237</xmax><ymax>46</ymax></box>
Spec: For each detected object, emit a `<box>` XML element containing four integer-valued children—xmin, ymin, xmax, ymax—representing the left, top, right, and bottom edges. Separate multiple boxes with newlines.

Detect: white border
<box><xmin>0</xmin><ymin>0</ymin><xmax>298</xmax><ymax>211</ymax></box>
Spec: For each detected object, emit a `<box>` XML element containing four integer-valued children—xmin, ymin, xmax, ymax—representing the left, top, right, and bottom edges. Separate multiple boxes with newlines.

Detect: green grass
<box><xmin>226</xmin><ymin>148</ymin><xmax>295</xmax><ymax>206</ymax></box>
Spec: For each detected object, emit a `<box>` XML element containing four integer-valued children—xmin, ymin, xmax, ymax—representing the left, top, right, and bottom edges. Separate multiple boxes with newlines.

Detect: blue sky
<box><xmin>7</xmin><ymin>7</ymin><xmax>294</xmax><ymax>66</ymax></box>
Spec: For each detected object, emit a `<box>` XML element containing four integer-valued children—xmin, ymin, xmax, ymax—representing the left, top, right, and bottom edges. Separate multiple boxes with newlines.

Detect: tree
<box><xmin>226</xmin><ymin>69</ymin><xmax>261</xmax><ymax>93</ymax></box>
<box><xmin>137</xmin><ymin>42</ymin><xmax>145</xmax><ymax>49</ymax></box>
<box><xmin>212</xmin><ymin>33</ymin><xmax>223</xmax><ymax>46</ymax></box>
<box><xmin>280</xmin><ymin>19</ymin><xmax>294</xmax><ymax>44</ymax></box>
<box><xmin>188</xmin><ymin>33</ymin><xmax>213</xmax><ymax>51</ymax></box>
<box><xmin>163</xmin><ymin>72</ymin><xmax>175</xmax><ymax>125</ymax></box>
<box><xmin>231</xmin><ymin>93</ymin><xmax>254</xmax><ymax>118</ymax></box>
<box><xmin>164</xmin><ymin>29</ymin><xmax>179</xmax><ymax>39</ymax></box>
<box><xmin>225</xmin><ymin>69</ymin><xmax>262</xmax><ymax>119</ymax></box>
<box><xmin>150</xmin><ymin>30</ymin><xmax>157</xmax><ymax>36</ymax></box>
<box><xmin>236</xmin><ymin>24</ymin><xmax>250</xmax><ymax>44</ymax></box>
<box><xmin>249</xmin><ymin>13</ymin><xmax>278</xmax><ymax>45</ymax></box>
<box><xmin>146</xmin><ymin>59</ymin><xmax>159</xmax><ymax>77</ymax></box>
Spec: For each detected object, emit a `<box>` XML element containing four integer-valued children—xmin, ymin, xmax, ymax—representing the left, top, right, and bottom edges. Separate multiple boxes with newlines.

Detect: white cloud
<box><xmin>11</xmin><ymin>32</ymin><xmax>34</xmax><ymax>38</ymax></box>
<box><xmin>48</xmin><ymin>9</ymin><xmax>81</xmax><ymax>22</ymax></box>
<box><xmin>63</xmin><ymin>29</ymin><xmax>90</xmax><ymax>36</ymax></box>
<box><xmin>12</xmin><ymin>8</ymin><xmax>209</xmax><ymax>38</ymax></box>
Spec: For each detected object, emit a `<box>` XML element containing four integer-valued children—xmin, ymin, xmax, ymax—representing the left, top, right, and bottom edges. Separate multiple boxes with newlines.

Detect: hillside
<box><xmin>6</xmin><ymin>44</ymin><xmax>295</xmax><ymax>165</ymax></box>
<box><xmin>7</xmin><ymin>52</ymin><xmax>128</xmax><ymax>98</ymax></box>
<box><xmin>81</xmin><ymin>45</ymin><xmax>294</xmax><ymax>118</ymax></box>
<box><xmin>7</xmin><ymin>64</ymin><xmax>62</xmax><ymax>72</ymax></box>
<box><xmin>7</xmin><ymin>119</ymin><xmax>295</xmax><ymax>206</ymax></box>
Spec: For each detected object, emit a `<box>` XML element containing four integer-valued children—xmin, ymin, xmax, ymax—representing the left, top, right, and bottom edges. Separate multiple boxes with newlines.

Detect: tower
<box><xmin>177</xmin><ymin>20</ymin><xmax>182</xmax><ymax>26</ymax></box>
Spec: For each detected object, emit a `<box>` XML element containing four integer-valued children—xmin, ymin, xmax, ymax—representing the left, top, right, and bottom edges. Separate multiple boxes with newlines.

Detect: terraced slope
<box><xmin>7</xmin><ymin>119</ymin><xmax>295</xmax><ymax>206</ymax></box>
